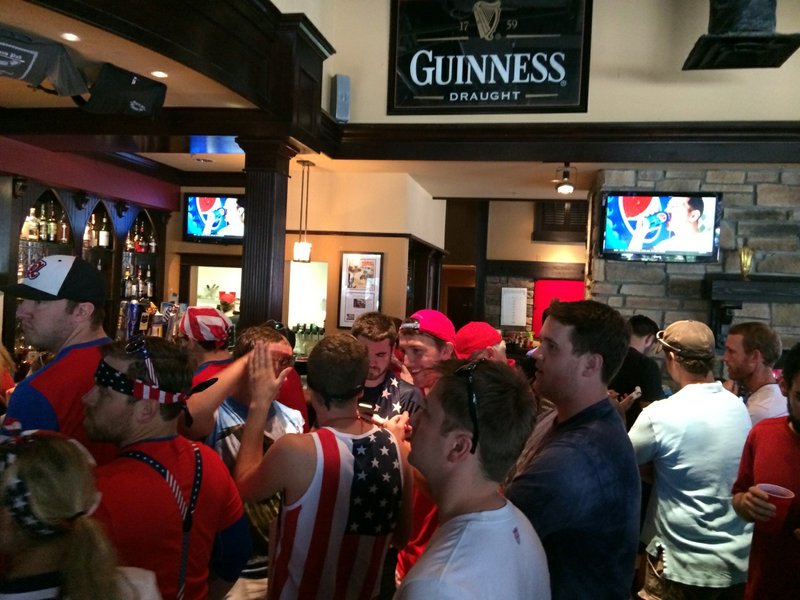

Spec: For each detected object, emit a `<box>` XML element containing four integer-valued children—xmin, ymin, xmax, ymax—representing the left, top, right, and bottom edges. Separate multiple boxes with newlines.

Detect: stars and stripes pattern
<box><xmin>271</xmin><ymin>425</ymin><xmax>404</xmax><ymax>600</ymax></box>
<box><xmin>365</xmin><ymin>372</ymin><xmax>424</xmax><ymax>420</ymax></box>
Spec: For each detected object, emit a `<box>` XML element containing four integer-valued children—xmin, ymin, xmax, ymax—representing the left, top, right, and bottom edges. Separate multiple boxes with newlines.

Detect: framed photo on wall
<box><xmin>338</xmin><ymin>252</ymin><xmax>383</xmax><ymax>328</ymax></box>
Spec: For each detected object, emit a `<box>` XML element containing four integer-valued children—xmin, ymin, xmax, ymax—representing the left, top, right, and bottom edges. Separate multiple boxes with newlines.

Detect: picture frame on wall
<box><xmin>338</xmin><ymin>252</ymin><xmax>383</xmax><ymax>328</ymax></box>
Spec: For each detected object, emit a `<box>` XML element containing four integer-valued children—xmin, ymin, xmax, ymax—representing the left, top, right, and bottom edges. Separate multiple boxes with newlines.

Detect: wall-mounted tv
<box><xmin>599</xmin><ymin>192</ymin><xmax>722</xmax><ymax>263</ymax></box>
<box><xmin>183</xmin><ymin>194</ymin><xmax>245</xmax><ymax>244</ymax></box>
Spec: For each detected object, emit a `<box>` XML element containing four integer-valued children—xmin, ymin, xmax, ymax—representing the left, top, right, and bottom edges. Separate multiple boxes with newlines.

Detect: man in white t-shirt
<box><xmin>394</xmin><ymin>359</ymin><xmax>550</xmax><ymax>599</ymax></box>
<box><xmin>723</xmin><ymin>321</ymin><xmax>787</xmax><ymax>425</ymax></box>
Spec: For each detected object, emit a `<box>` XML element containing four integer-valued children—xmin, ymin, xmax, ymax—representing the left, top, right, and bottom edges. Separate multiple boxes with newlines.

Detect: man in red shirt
<box><xmin>178</xmin><ymin>306</ymin><xmax>233</xmax><ymax>387</ymax></box>
<box><xmin>83</xmin><ymin>336</ymin><xmax>250</xmax><ymax>600</ymax></box>
<box><xmin>2</xmin><ymin>255</ymin><xmax>116</xmax><ymax>464</ymax></box>
<box><xmin>395</xmin><ymin>309</ymin><xmax>456</xmax><ymax>585</ymax></box>
<box><xmin>733</xmin><ymin>342</ymin><xmax>800</xmax><ymax>600</ymax></box>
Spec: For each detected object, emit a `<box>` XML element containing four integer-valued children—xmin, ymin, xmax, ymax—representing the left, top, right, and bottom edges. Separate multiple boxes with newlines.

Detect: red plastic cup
<box><xmin>756</xmin><ymin>483</ymin><xmax>795</xmax><ymax>534</ymax></box>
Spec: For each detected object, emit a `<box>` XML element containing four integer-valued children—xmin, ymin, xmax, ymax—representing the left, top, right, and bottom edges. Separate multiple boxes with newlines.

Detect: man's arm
<box><xmin>385</xmin><ymin>412</ymin><xmax>414</xmax><ymax>547</ymax></box>
<box><xmin>3</xmin><ymin>382</ymin><xmax>59</xmax><ymax>433</ymax></box>
<box><xmin>208</xmin><ymin>514</ymin><xmax>251</xmax><ymax>600</ymax></box>
<box><xmin>181</xmin><ymin>353</ymin><xmax>250</xmax><ymax>439</ymax></box>
<box><xmin>234</xmin><ymin>342</ymin><xmax>292</xmax><ymax>502</ymax></box>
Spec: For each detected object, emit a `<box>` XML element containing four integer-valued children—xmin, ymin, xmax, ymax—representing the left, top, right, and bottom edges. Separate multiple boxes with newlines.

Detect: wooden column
<box><xmin>236</xmin><ymin>138</ymin><xmax>298</xmax><ymax>329</ymax></box>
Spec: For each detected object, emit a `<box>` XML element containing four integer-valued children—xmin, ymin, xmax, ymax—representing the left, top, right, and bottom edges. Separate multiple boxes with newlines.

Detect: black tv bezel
<box><xmin>598</xmin><ymin>191</ymin><xmax>723</xmax><ymax>264</ymax></box>
<box><xmin>182</xmin><ymin>193</ymin><xmax>245</xmax><ymax>245</ymax></box>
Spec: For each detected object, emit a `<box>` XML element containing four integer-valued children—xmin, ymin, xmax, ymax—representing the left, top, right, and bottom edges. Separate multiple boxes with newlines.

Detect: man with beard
<box><xmin>1</xmin><ymin>255</ymin><xmax>117</xmax><ymax>463</ymax></box>
<box><xmin>83</xmin><ymin>336</ymin><xmax>250</xmax><ymax>599</ymax></box>
<box><xmin>723</xmin><ymin>321</ymin><xmax>786</xmax><ymax>425</ymax></box>
<box><xmin>505</xmin><ymin>300</ymin><xmax>640</xmax><ymax>600</ymax></box>
<box><xmin>352</xmin><ymin>311</ymin><xmax>423</xmax><ymax>420</ymax></box>
<box><xmin>732</xmin><ymin>342</ymin><xmax>800</xmax><ymax>600</ymax></box>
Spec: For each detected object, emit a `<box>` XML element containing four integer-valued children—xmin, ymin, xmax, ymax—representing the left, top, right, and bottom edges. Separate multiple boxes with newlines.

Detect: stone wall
<box><xmin>485</xmin><ymin>276</ymin><xmax>534</xmax><ymax>338</ymax></box>
<box><xmin>589</xmin><ymin>168</ymin><xmax>800</xmax><ymax>356</ymax></box>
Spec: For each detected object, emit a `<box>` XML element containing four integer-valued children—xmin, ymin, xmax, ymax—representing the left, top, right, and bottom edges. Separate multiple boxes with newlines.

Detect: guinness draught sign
<box><xmin>389</xmin><ymin>0</ymin><xmax>592</xmax><ymax>115</ymax></box>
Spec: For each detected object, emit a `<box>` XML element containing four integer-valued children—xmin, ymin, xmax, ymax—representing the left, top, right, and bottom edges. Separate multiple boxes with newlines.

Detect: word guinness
<box><xmin>409</xmin><ymin>49</ymin><xmax>566</xmax><ymax>87</ymax></box>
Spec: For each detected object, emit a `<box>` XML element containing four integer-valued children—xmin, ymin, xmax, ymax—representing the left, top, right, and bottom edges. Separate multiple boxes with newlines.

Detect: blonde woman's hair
<box><xmin>0</xmin><ymin>434</ymin><xmax>122</xmax><ymax>599</ymax></box>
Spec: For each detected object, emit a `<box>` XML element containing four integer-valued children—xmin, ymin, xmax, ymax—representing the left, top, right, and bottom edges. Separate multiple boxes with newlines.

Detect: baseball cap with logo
<box><xmin>4</xmin><ymin>255</ymin><xmax>106</xmax><ymax>304</ymax></box>
<box><xmin>179</xmin><ymin>307</ymin><xmax>232</xmax><ymax>348</ymax></box>
<box><xmin>455</xmin><ymin>321</ymin><xmax>502</xmax><ymax>359</ymax></box>
<box><xmin>400</xmin><ymin>309</ymin><xmax>456</xmax><ymax>345</ymax></box>
<box><xmin>656</xmin><ymin>320</ymin><xmax>715</xmax><ymax>360</ymax></box>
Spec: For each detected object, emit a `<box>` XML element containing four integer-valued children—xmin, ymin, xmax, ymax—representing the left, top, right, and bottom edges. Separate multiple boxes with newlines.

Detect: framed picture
<box><xmin>338</xmin><ymin>252</ymin><xmax>383</xmax><ymax>328</ymax></box>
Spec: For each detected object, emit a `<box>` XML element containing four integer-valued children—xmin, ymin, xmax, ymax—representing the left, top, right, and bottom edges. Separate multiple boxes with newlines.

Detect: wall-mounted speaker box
<box><xmin>330</xmin><ymin>74</ymin><xmax>350</xmax><ymax>123</ymax></box>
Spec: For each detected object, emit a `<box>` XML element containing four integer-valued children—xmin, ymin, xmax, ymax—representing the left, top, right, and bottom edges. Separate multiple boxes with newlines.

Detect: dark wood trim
<box><xmin>30</xmin><ymin>0</ymin><xmax>285</xmax><ymax>115</ymax></box>
<box><xmin>485</xmin><ymin>260</ymin><xmax>585</xmax><ymax>280</ymax></box>
<box><xmin>7</xmin><ymin>117</ymin><xmax>800</xmax><ymax>167</ymax></box>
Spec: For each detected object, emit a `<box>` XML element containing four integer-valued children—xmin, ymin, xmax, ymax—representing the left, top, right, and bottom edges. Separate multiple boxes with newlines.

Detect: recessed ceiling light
<box><xmin>60</xmin><ymin>32</ymin><xmax>80</xmax><ymax>42</ymax></box>
<box><xmin>150</xmin><ymin>71</ymin><xmax>168</xmax><ymax>79</ymax></box>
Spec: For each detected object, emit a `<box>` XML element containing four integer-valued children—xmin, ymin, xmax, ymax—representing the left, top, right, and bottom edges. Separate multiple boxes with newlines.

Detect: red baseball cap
<box><xmin>455</xmin><ymin>321</ymin><xmax>502</xmax><ymax>359</ymax></box>
<box><xmin>402</xmin><ymin>309</ymin><xmax>456</xmax><ymax>344</ymax></box>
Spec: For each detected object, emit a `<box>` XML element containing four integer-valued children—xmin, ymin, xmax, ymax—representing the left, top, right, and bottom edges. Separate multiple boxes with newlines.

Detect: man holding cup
<box><xmin>732</xmin><ymin>342</ymin><xmax>800</xmax><ymax>600</ymax></box>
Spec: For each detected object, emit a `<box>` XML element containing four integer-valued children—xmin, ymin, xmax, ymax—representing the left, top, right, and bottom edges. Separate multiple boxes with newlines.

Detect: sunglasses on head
<box><xmin>454</xmin><ymin>359</ymin><xmax>486</xmax><ymax>454</ymax></box>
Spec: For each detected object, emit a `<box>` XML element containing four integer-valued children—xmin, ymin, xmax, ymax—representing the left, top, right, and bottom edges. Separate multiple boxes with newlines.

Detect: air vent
<box><xmin>532</xmin><ymin>201</ymin><xmax>588</xmax><ymax>243</ymax></box>
<box><xmin>683</xmin><ymin>0</ymin><xmax>800</xmax><ymax>70</ymax></box>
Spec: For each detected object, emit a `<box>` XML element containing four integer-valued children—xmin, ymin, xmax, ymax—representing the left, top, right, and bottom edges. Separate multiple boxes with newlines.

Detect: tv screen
<box><xmin>183</xmin><ymin>194</ymin><xmax>245</xmax><ymax>244</ymax></box>
<box><xmin>599</xmin><ymin>192</ymin><xmax>722</xmax><ymax>263</ymax></box>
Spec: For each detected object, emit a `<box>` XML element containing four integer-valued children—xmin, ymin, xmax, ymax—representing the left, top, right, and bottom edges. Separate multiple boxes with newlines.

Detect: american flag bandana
<box><xmin>94</xmin><ymin>359</ymin><xmax>187</xmax><ymax>405</ymax></box>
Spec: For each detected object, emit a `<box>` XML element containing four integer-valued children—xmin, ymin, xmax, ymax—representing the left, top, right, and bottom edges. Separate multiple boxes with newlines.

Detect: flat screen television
<box><xmin>183</xmin><ymin>194</ymin><xmax>245</xmax><ymax>244</ymax></box>
<box><xmin>599</xmin><ymin>192</ymin><xmax>722</xmax><ymax>263</ymax></box>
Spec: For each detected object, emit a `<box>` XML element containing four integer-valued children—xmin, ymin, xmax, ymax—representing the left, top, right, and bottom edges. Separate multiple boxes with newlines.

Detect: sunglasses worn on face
<box><xmin>454</xmin><ymin>359</ymin><xmax>486</xmax><ymax>454</ymax></box>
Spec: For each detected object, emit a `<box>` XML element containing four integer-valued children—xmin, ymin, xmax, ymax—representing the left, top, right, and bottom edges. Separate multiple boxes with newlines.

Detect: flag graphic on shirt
<box><xmin>271</xmin><ymin>426</ymin><xmax>405</xmax><ymax>600</ymax></box>
<box><xmin>347</xmin><ymin>427</ymin><xmax>402</xmax><ymax>535</ymax></box>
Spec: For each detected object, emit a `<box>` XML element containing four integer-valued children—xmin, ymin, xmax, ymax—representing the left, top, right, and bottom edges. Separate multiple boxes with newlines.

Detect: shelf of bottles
<box><xmin>17</xmin><ymin>194</ymin><xmax>73</xmax><ymax>281</ymax></box>
<box><xmin>81</xmin><ymin>205</ymin><xmax>115</xmax><ymax>283</ymax></box>
<box><xmin>115</xmin><ymin>213</ymin><xmax>162</xmax><ymax>342</ymax></box>
<box><xmin>120</xmin><ymin>214</ymin><xmax>158</xmax><ymax>303</ymax></box>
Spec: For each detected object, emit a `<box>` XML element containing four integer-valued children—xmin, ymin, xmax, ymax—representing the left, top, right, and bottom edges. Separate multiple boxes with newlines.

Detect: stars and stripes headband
<box><xmin>1</xmin><ymin>432</ymin><xmax>99</xmax><ymax>539</ymax></box>
<box><xmin>94</xmin><ymin>359</ymin><xmax>188</xmax><ymax>406</ymax></box>
<box><xmin>93</xmin><ymin>351</ymin><xmax>219</xmax><ymax>427</ymax></box>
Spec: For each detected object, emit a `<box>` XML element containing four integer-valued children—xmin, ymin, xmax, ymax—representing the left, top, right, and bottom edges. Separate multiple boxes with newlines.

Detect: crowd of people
<box><xmin>1</xmin><ymin>254</ymin><xmax>798</xmax><ymax>600</ymax></box>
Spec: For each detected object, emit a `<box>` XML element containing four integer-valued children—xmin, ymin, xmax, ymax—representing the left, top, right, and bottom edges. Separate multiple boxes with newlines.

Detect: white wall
<box><xmin>487</xmin><ymin>201</ymin><xmax>586</xmax><ymax>262</ymax></box>
<box><xmin>287</xmin><ymin>166</ymin><xmax>446</xmax><ymax>248</ymax></box>
<box><xmin>274</xmin><ymin>0</ymin><xmax>800</xmax><ymax>124</ymax></box>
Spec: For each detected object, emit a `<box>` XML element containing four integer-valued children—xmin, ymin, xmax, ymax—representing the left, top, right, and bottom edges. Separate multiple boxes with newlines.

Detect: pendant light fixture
<box><xmin>553</xmin><ymin>162</ymin><xmax>576</xmax><ymax>195</ymax></box>
<box><xmin>292</xmin><ymin>160</ymin><xmax>314</xmax><ymax>262</ymax></box>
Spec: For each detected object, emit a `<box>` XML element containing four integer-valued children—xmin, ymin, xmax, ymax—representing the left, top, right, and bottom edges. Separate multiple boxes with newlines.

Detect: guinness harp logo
<box><xmin>473</xmin><ymin>1</ymin><xmax>501</xmax><ymax>41</ymax></box>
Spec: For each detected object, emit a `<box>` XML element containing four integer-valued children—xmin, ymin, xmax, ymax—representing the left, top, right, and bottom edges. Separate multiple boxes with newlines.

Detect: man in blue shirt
<box><xmin>506</xmin><ymin>300</ymin><xmax>640</xmax><ymax>600</ymax></box>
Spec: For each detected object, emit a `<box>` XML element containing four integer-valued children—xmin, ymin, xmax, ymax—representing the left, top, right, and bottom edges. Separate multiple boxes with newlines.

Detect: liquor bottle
<box><xmin>148</xmin><ymin>232</ymin><xmax>157</xmax><ymax>254</ymax></box>
<box><xmin>82</xmin><ymin>218</ymin><xmax>91</xmax><ymax>260</ymax></box>
<box><xmin>98</xmin><ymin>214</ymin><xmax>111</xmax><ymax>248</ymax></box>
<box><xmin>144</xmin><ymin>266</ymin><xmax>154</xmax><ymax>298</ymax></box>
<box><xmin>46</xmin><ymin>200</ymin><xmax>57</xmax><ymax>242</ymax></box>
<box><xmin>125</xmin><ymin>229</ymin><xmax>135</xmax><ymax>252</ymax></box>
<box><xmin>22</xmin><ymin>207</ymin><xmax>40</xmax><ymax>241</ymax></box>
<box><xmin>37</xmin><ymin>204</ymin><xmax>48</xmax><ymax>241</ymax></box>
<box><xmin>138</xmin><ymin>221</ymin><xmax>147</xmax><ymax>253</ymax></box>
<box><xmin>128</xmin><ymin>269</ymin><xmax>139</xmax><ymax>299</ymax></box>
<box><xmin>136</xmin><ymin>266</ymin><xmax>145</xmax><ymax>298</ymax></box>
<box><xmin>58</xmin><ymin>211</ymin><xmax>70</xmax><ymax>243</ymax></box>
<box><xmin>121</xmin><ymin>268</ymin><xmax>131</xmax><ymax>298</ymax></box>
<box><xmin>90</xmin><ymin>214</ymin><xmax>98</xmax><ymax>247</ymax></box>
